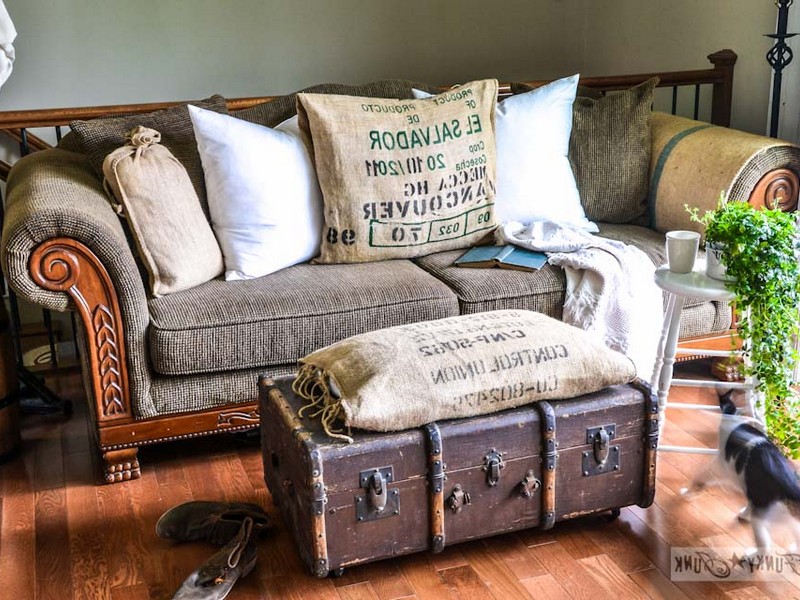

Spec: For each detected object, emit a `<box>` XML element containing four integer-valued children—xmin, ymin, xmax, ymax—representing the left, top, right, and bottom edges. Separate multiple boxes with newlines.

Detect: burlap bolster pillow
<box><xmin>294</xmin><ymin>309</ymin><xmax>636</xmax><ymax>440</ymax></box>
<box><xmin>649</xmin><ymin>112</ymin><xmax>800</xmax><ymax>234</ymax></box>
<box><xmin>102</xmin><ymin>126</ymin><xmax>224</xmax><ymax>296</ymax></box>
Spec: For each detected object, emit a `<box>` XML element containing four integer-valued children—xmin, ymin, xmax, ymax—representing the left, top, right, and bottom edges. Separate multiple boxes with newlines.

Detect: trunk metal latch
<box><xmin>355</xmin><ymin>466</ymin><xmax>400</xmax><ymax>522</ymax></box>
<box><xmin>582</xmin><ymin>424</ymin><xmax>620</xmax><ymax>476</ymax></box>
<box><xmin>483</xmin><ymin>448</ymin><xmax>506</xmax><ymax>487</ymax></box>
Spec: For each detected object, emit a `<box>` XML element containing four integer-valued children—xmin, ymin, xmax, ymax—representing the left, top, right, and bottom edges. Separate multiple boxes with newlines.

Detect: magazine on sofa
<box><xmin>454</xmin><ymin>245</ymin><xmax>548</xmax><ymax>272</ymax></box>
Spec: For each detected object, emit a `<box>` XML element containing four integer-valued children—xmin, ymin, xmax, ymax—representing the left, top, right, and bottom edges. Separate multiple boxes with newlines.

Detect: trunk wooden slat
<box><xmin>259</xmin><ymin>375</ymin><xmax>658</xmax><ymax>577</ymax></box>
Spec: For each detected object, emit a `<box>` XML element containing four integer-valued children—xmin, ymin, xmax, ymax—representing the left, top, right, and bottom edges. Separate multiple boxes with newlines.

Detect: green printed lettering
<box><xmin>369</xmin><ymin>130</ymin><xmax>381</xmax><ymax>150</ymax></box>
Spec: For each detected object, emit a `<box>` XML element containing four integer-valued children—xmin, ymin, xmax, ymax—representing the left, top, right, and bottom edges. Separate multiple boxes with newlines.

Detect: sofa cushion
<box><xmin>413</xmin><ymin>223</ymin><xmax>731</xmax><ymax>339</ymax></box>
<box><xmin>595</xmin><ymin>223</ymin><xmax>732</xmax><ymax>336</ymax></box>
<box><xmin>569</xmin><ymin>78</ymin><xmax>658</xmax><ymax>223</ymax></box>
<box><xmin>147</xmin><ymin>260</ymin><xmax>459</xmax><ymax>376</ymax></box>
<box><xmin>70</xmin><ymin>94</ymin><xmax>229</xmax><ymax>219</ymax></box>
<box><xmin>297</xmin><ymin>79</ymin><xmax>498</xmax><ymax>264</ymax></box>
<box><xmin>413</xmin><ymin>249</ymin><xmax>567</xmax><ymax>317</ymax></box>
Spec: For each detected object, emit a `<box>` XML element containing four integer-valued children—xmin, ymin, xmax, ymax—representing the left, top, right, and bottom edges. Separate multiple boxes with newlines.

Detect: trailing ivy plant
<box><xmin>687</xmin><ymin>195</ymin><xmax>800</xmax><ymax>457</ymax></box>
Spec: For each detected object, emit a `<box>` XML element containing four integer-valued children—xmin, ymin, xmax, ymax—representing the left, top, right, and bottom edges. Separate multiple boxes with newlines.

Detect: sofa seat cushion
<box><xmin>413</xmin><ymin>249</ymin><xmax>568</xmax><ymax>317</ymax></box>
<box><xmin>413</xmin><ymin>223</ymin><xmax>731</xmax><ymax>338</ymax></box>
<box><xmin>596</xmin><ymin>224</ymin><xmax>732</xmax><ymax>337</ymax></box>
<box><xmin>147</xmin><ymin>260</ymin><xmax>459</xmax><ymax>376</ymax></box>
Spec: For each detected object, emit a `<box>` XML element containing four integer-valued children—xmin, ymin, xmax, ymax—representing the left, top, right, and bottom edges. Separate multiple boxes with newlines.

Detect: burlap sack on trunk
<box><xmin>102</xmin><ymin>126</ymin><xmax>224</xmax><ymax>296</ymax></box>
<box><xmin>649</xmin><ymin>112</ymin><xmax>800</xmax><ymax>233</ymax></box>
<box><xmin>297</xmin><ymin>79</ymin><xmax>498</xmax><ymax>264</ymax></box>
<box><xmin>294</xmin><ymin>309</ymin><xmax>636</xmax><ymax>441</ymax></box>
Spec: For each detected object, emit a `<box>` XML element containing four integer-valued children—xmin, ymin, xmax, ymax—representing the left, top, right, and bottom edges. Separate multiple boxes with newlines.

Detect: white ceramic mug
<box><xmin>665</xmin><ymin>230</ymin><xmax>700</xmax><ymax>274</ymax></box>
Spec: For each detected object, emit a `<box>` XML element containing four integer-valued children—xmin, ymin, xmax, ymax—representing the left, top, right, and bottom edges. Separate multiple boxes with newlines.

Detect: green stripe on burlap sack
<box><xmin>648</xmin><ymin>112</ymin><xmax>800</xmax><ymax>233</ymax></box>
<box><xmin>293</xmin><ymin>309</ymin><xmax>636</xmax><ymax>441</ymax></box>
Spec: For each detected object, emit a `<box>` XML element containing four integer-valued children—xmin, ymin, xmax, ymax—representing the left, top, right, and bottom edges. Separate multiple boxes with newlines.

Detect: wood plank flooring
<box><xmin>2</xmin><ymin>363</ymin><xmax>800</xmax><ymax>599</ymax></box>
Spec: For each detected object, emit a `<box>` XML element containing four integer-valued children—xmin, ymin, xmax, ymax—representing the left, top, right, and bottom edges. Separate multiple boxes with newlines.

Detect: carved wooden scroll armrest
<box><xmin>748</xmin><ymin>168</ymin><xmax>799</xmax><ymax>213</ymax></box>
<box><xmin>29</xmin><ymin>237</ymin><xmax>131</xmax><ymax>423</ymax></box>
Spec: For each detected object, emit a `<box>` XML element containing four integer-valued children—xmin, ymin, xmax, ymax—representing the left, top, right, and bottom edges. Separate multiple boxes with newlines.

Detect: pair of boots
<box><xmin>157</xmin><ymin>501</ymin><xmax>272</xmax><ymax>599</ymax></box>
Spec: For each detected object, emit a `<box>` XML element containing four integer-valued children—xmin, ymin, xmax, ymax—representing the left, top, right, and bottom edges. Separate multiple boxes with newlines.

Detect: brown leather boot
<box><xmin>156</xmin><ymin>501</ymin><xmax>271</xmax><ymax>546</ymax></box>
<box><xmin>172</xmin><ymin>516</ymin><xmax>258</xmax><ymax>599</ymax></box>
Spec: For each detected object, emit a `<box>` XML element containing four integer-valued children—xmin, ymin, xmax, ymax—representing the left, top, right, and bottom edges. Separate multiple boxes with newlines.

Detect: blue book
<box><xmin>454</xmin><ymin>245</ymin><xmax>548</xmax><ymax>272</ymax></box>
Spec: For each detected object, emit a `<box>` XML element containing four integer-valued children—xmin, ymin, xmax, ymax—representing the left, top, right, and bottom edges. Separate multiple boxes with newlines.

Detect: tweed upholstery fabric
<box><xmin>147</xmin><ymin>260</ymin><xmax>459</xmax><ymax>376</ymax></box>
<box><xmin>1</xmin><ymin>149</ymin><xmax>158</xmax><ymax>416</ymax></box>
<box><xmin>597</xmin><ymin>223</ymin><xmax>731</xmax><ymax>332</ymax></box>
<box><xmin>413</xmin><ymin>250</ymin><xmax>567</xmax><ymax>317</ymax></box>
<box><xmin>150</xmin><ymin>364</ymin><xmax>295</xmax><ymax>416</ymax></box>
<box><xmin>570</xmin><ymin>78</ymin><xmax>658</xmax><ymax>223</ymax></box>
<box><xmin>233</xmin><ymin>80</ymin><xmax>440</xmax><ymax>128</ymax></box>
<box><xmin>70</xmin><ymin>95</ymin><xmax>228</xmax><ymax>219</ymax></box>
<box><xmin>56</xmin><ymin>131</ymin><xmax>82</xmax><ymax>153</ymax></box>
<box><xmin>649</xmin><ymin>112</ymin><xmax>800</xmax><ymax>234</ymax></box>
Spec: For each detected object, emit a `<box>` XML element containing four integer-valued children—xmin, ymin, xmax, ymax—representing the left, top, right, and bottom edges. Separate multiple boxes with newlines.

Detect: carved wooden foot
<box><xmin>102</xmin><ymin>448</ymin><xmax>140</xmax><ymax>483</ymax></box>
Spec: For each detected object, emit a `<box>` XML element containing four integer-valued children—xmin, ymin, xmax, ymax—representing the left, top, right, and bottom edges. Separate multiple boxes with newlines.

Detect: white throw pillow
<box><xmin>188</xmin><ymin>106</ymin><xmax>323</xmax><ymax>280</ymax></box>
<box><xmin>414</xmin><ymin>76</ymin><xmax>596</xmax><ymax>231</ymax></box>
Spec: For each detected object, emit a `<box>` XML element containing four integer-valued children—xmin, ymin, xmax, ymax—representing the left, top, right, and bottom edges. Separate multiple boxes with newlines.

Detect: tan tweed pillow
<box><xmin>102</xmin><ymin>126</ymin><xmax>224</xmax><ymax>296</ymax></box>
<box><xmin>297</xmin><ymin>79</ymin><xmax>498</xmax><ymax>264</ymax></box>
<box><xmin>569</xmin><ymin>77</ymin><xmax>658</xmax><ymax>223</ymax></box>
<box><xmin>294</xmin><ymin>309</ymin><xmax>636</xmax><ymax>439</ymax></box>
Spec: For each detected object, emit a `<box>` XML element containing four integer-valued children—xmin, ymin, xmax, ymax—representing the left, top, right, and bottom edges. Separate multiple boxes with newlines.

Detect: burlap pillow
<box><xmin>297</xmin><ymin>79</ymin><xmax>499</xmax><ymax>264</ymax></box>
<box><xmin>294</xmin><ymin>309</ymin><xmax>636</xmax><ymax>439</ymax></box>
<box><xmin>102</xmin><ymin>127</ymin><xmax>224</xmax><ymax>297</ymax></box>
<box><xmin>569</xmin><ymin>77</ymin><xmax>658</xmax><ymax>223</ymax></box>
<box><xmin>71</xmin><ymin>94</ymin><xmax>228</xmax><ymax>218</ymax></box>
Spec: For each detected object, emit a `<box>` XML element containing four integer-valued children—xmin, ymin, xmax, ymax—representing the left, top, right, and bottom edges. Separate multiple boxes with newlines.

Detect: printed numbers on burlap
<box><xmin>297</xmin><ymin>79</ymin><xmax>499</xmax><ymax>263</ymax></box>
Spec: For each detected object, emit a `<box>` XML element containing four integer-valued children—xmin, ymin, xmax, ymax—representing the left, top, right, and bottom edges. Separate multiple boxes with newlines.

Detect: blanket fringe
<box><xmin>293</xmin><ymin>364</ymin><xmax>354</xmax><ymax>443</ymax></box>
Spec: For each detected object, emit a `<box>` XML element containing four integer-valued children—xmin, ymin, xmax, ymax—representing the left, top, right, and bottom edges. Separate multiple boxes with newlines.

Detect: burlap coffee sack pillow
<box><xmin>294</xmin><ymin>309</ymin><xmax>636</xmax><ymax>440</ymax></box>
<box><xmin>102</xmin><ymin>126</ymin><xmax>224</xmax><ymax>296</ymax></box>
<box><xmin>297</xmin><ymin>79</ymin><xmax>498</xmax><ymax>264</ymax></box>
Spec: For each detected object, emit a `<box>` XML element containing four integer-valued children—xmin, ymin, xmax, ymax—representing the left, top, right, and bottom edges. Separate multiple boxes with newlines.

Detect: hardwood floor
<box><xmin>2</xmin><ymin>363</ymin><xmax>799</xmax><ymax>599</ymax></box>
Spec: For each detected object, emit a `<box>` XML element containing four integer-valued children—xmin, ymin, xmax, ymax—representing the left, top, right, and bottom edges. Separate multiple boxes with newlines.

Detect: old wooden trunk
<box><xmin>259</xmin><ymin>375</ymin><xmax>658</xmax><ymax>577</ymax></box>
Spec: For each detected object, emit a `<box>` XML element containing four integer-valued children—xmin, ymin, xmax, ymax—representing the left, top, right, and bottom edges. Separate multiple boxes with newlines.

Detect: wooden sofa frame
<box><xmin>1</xmin><ymin>49</ymin><xmax>797</xmax><ymax>483</ymax></box>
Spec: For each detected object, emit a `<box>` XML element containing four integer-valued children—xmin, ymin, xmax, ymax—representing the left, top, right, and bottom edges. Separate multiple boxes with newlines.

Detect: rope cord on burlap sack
<box><xmin>293</xmin><ymin>364</ymin><xmax>354</xmax><ymax>443</ymax></box>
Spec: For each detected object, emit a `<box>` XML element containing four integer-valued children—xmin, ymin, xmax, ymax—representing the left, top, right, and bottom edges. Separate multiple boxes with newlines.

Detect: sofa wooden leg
<box><xmin>102</xmin><ymin>448</ymin><xmax>140</xmax><ymax>483</ymax></box>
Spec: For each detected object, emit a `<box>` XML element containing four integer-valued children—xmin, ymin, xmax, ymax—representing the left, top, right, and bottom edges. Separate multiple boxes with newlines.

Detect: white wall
<box><xmin>0</xmin><ymin>1</ymin><xmax>778</xmax><ymax>134</ymax></box>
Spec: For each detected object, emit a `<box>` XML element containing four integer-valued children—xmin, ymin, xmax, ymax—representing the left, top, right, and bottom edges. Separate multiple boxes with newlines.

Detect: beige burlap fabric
<box><xmin>294</xmin><ymin>309</ymin><xmax>636</xmax><ymax>440</ymax></box>
<box><xmin>649</xmin><ymin>112</ymin><xmax>800</xmax><ymax>234</ymax></box>
<box><xmin>102</xmin><ymin>126</ymin><xmax>224</xmax><ymax>296</ymax></box>
<box><xmin>297</xmin><ymin>79</ymin><xmax>498</xmax><ymax>264</ymax></box>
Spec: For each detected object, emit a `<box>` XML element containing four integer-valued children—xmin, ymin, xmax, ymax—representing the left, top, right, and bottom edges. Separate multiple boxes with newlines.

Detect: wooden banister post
<box><xmin>708</xmin><ymin>49</ymin><xmax>738</xmax><ymax>127</ymax></box>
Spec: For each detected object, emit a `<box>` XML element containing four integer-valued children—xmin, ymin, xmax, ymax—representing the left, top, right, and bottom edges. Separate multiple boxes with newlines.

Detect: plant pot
<box><xmin>705</xmin><ymin>241</ymin><xmax>734</xmax><ymax>281</ymax></box>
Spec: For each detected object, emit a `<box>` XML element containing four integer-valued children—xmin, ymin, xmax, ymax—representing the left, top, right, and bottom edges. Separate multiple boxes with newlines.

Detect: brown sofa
<box><xmin>2</xmin><ymin>50</ymin><xmax>799</xmax><ymax>483</ymax></box>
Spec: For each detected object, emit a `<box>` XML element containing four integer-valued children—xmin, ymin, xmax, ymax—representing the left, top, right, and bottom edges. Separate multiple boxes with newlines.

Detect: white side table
<box><xmin>651</xmin><ymin>265</ymin><xmax>757</xmax><ymax>454</ymax></box>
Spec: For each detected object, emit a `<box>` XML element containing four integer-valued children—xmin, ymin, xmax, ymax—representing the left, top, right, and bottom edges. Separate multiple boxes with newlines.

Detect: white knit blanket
<box><xmin>497</xmin><ymin>220</ymin><xmax>662</xmax><ymax>379</ymax></box>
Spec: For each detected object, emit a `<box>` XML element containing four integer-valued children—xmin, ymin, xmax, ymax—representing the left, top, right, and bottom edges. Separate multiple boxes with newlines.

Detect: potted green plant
<box><xmin>687</xmin><ymin>196</ymin><xmax>800</xmax><ymax>457</ymax></box>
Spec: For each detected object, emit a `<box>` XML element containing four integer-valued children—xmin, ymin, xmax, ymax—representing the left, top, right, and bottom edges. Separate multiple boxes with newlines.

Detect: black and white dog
<box><xmin>682</xmin><ymin>394</ymin><xmax>800</xmax><ymax>551</ymax></box>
